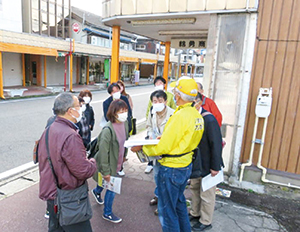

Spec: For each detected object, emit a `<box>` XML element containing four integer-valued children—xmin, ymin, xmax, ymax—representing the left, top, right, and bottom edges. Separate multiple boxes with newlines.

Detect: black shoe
<box><xmin>189</xmin><ymin>214</ymin><xmax>200</xmax><ymax>222</ymax></box>
<box><xmin>149</xmin><ymin>196</ymin><xmax>158</xmax><ymax>206</ymax></box>
<box><xmin>192</xmin><ymin>222</ymin><xmax>212</xmax><ymax>231</ymax></box>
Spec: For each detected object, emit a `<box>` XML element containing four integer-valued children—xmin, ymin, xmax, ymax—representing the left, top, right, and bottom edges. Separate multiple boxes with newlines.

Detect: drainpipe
<box><xmin>239</xmin><ymin>116</ymin><xmax>258</xmax><ymax>182</ymax></box>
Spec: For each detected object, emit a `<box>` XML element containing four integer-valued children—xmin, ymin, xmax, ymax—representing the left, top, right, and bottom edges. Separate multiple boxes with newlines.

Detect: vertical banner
<box><xmin>104</xmin><ymin>59</ymin><xmax>110</xmax><ymax>80</ymax></box>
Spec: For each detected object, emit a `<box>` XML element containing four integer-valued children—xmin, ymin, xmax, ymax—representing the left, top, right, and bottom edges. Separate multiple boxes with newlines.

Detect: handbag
<box><xmin>45</xmin><ymin>127</ymin><xmax>93</xmax><ymax>226</ymax></box>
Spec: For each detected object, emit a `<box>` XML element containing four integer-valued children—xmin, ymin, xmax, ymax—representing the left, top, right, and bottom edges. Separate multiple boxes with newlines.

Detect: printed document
<box><xmin>124</xmin><ymin>139</ymin><xmax>159</xmax><ymax>148</ymax></box>
<box><xmin>201</xmin><ymin>169</ymin><xmax>224</xmax><ymax>192</ymax></box>
<box><xmin>98</xmin><ymin>172</ymin><xmax>122</xmax><ymax>194</ymax></box>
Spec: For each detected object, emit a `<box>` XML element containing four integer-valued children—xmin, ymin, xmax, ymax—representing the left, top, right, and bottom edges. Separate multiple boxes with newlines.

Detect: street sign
<box><xmin>72</xmin><ymin>23</ymin><xmax>80</xmax><ymax>33</ymax></box>
<box><xmin>171</xmin><ymin>39</ymin><xmax>206</xmax><ymax>49</ymax></box>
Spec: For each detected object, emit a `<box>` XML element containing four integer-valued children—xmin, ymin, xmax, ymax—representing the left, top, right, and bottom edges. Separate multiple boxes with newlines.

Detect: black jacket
<box><xmin>84</xmin><ymin>103</ymin><xmax>95</xmax><ymax>131</ymax></box>
<box><xmin>103</xmin><ymin>95</ymin><xmax>132</xmax><ymax>132</ymax></box>
<box><xmin>199</xmin><ymin>109</ymin><xmax>224</xmax><ymax>177</ymax></box>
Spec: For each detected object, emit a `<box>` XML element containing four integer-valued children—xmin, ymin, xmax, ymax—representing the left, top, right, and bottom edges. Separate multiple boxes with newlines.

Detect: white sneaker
<box><xmin>44</xmin><ymin>211</ymin><xmax>49</xmax><ymax>219</ymax></box>
<box><xmin>145</xmin><ymin>165</ymin><xmax>153</xmax><ymax>174</ymax></box>
<box><xmin>117</xmin><ymin>170</ymin><xmax>125</xmax><ymax>176</ymax></box>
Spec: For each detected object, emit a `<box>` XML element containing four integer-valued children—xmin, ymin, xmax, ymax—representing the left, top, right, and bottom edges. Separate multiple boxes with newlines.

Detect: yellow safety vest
<box><xmin>143</xmin><ymin>102</ymin><xmax>204</xmax><ymax>168</ymax></box>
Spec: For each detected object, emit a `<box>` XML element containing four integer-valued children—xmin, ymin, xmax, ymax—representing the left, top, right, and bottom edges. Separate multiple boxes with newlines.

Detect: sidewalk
<box><xmin>1</xmin><ymin>78</ymin><xmax>152</xmax><ymax>99</ymax></box>
<box><xmin>0</xmin><ymin>131</ymin><xmax>287</xmax><ymax>232</ymax></box>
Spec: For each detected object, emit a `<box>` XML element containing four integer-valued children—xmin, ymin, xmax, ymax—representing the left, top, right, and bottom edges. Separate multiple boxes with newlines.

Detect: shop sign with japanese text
<box><xmin>171</xmin><ymin>39</ymin><xmax>206</xmax><ymax>49</ymax></box>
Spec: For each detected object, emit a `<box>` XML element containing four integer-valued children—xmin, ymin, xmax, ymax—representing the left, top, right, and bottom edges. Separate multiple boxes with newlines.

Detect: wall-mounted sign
<box><xmin>171</xmin><ymin>39</ymin><xmax>206</xmax><ymax>49</ymax></box>
<box><xmin>72</xmin><ymin>23</ymin><xmax>80</xmax><ymax>33</ymax></box>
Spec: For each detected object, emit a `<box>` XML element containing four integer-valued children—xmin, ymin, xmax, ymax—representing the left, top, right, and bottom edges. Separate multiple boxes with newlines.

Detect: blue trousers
<box><xmin>94</xmin><ymin>185</ymin><xmax>116</xmax><ymax>216</ymax></box>
<box><xmin>157</xmin><ymin>163</ymin><xmax>192</xmax><ymax>232</ymax></box>
<box><xmin>153</xmin><ymin>160</ymin><xmax>161</xmax><ymax>197</ymax></box>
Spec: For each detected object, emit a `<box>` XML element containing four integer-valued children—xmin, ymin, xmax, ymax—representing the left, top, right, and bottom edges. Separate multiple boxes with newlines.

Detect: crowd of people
<box><xmin>37</xmin><ymin>76</ymin><xmax>224</xmax><ymax>232</ymax></box>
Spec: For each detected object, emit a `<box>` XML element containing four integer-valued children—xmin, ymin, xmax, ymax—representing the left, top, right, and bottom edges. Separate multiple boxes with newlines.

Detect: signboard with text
<box><xmin>171</xmin><ymin>39</ymin><xmax>207</xmax><ymax>49</ymax></box>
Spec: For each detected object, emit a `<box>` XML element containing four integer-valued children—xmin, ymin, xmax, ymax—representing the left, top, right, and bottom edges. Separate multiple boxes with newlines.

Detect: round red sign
<box><xmin>72</xmin><ymin>23</ymin><xmax>80</xmax><ymax>33</ymax></box>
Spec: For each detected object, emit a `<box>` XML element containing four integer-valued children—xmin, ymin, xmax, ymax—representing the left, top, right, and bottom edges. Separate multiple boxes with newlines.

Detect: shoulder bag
<box><xmin>45</xmin><ymin>127</ymin><xmax>93</xmax><ymax>226</ymax></box>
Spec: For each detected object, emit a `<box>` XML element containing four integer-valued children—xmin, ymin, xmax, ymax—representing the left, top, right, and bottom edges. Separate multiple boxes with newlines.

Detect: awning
<box><xmin>140</xmin><ymin>58</ymin><xmax>157</xmax><ymax>64</ymax></box>
<box><xmin>83</xmin><ymin>28</ymin><xmax>134</xmax><ymax>43</ymax></box>
<box><xmin>0</xmin><ymin>42</ymin><xmax>58</xmax><ymax>56</ymax></box>
<box><xmin>119</xmin><ymin>56</ymin><xmax>139</xmax><ymax>62</ymax></box>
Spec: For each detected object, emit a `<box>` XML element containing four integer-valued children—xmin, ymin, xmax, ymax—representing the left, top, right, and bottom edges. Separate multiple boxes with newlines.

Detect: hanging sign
<box><xmin>171</xmin><ymin>39</ymin><xmax>206</xmax><ymax>49</ymax></box>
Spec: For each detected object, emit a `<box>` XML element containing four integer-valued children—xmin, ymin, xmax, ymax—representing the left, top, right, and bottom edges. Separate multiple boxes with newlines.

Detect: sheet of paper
<box><xmin>124</xmin><ymin>139</ymin><xmax>160</xmax><ymax>148</ymax></box>
<box><xmin>201</xmin><ymin>169</ymin><xmax>224</xmax><ymax>192</ymax></box>
<box><xmin>98</xmin><ymin>172</ymin><xmax>122</xmax><ymax>194</ymax></box>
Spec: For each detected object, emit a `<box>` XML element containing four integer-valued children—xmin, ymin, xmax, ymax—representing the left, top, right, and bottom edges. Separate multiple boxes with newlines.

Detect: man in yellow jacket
<box><xmin>132</xmin><ymin>77</ymin><xmax>204</xmax><ymax>232</ymax></box>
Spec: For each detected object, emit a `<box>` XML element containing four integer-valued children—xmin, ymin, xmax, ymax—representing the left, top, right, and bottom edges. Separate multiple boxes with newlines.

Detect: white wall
<box><xmin>0</xmin><ymin>0</ymin><xmax>22</xmax><ymax>32</ymax></box>
<box><xmin>2</xmin><ymin>52</ymin><xmax>22</xmax><ymax>86</ymax></box>
<box><xmin>45</xmin><ymin>56</ymin><xmax>77</xmax><ymax>86</ymax></box>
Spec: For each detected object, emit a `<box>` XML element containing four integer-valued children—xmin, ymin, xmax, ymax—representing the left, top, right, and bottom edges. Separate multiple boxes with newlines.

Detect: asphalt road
<box><xmin>0</xmin><ymin>85</ymin><xmax>154</xmax><ymax>173</ymax></box>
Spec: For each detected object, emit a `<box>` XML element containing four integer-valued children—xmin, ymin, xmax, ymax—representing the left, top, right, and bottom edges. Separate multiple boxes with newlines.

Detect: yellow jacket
<box><xmin>143</xmin><ymin>102</ymin><xmax>204</xmax><ymax>168</ymax></box>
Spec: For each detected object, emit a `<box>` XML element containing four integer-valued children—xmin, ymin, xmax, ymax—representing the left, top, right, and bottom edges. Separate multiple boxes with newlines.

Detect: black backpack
<box><xmin>86</xmin><ymin>126</ymin><xmax>112</xmax><ymax>159</ymax></box>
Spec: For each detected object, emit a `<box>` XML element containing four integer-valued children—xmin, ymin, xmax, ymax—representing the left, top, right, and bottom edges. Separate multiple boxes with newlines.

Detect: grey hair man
<box><xmin>38</xmin><ymin>93</ymin><xmax>97</xmax><ymax>232</ymax></box>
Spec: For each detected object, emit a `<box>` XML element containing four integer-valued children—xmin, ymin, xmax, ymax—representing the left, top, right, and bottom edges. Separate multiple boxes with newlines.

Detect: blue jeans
<box><xmin>153</xmin><ymin>160</ymin><xmax>161</xmax><ymax>197</ymax></box>
<box><xmin>94</xmin><ymin>185</ymin><xmax>116</xmax><ymax>216</ymax></box>
<box><xmin>157</xmin><ymin>163</ymin><xmax>192</xmax><ymax>232</ymax></box>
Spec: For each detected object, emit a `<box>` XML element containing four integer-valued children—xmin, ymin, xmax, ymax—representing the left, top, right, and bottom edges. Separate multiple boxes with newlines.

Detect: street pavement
<box><xmin>0</xmin><ymin>130</ymin><xmax>287</xmax><ymax>232</ymax></box>
<box><xmin>0</xmin><ymin>82</ymin><xmax>153</xmax><ymax>173</ymax></box>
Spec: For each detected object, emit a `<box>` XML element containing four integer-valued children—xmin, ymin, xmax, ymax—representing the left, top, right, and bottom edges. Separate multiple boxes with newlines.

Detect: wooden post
<box><xmin>163</xmin><ymin>41</ymin><xmax>170</xmax><ymax>89</ymax></box>
<box><xmin>185</xmin><ymin>63</ymin><xmax>188</xmax><ymax>75</ymax></box>
<box><xmin>44</xmin><ymin>56</ymin><xmax>47</xmax><ymax>88</ymax></box>
<box><xmin>110</xmin><ymin>26</ymin><xmax>120</xmax><ymax>83</ymax></box>
<box><xmin>86</xmin><ymin>56</ymin><xmax>90</xmax><ymax>85</ymax></box>
<box><xmin>0</xmin><ymin>52</ymin><xmax>4</xmax><ymax>99</ymax></box>
<box><xmin>22</xmin><ymin>54</ymin><xmax>26</xmax><ymax>87</ymax></box>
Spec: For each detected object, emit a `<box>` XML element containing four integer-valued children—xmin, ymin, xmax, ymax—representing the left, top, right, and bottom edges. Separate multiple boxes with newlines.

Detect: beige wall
<box><xmin>103</xmin><ymin>0</ymin><xmax>258</xmax><ymax>18</ymax></box>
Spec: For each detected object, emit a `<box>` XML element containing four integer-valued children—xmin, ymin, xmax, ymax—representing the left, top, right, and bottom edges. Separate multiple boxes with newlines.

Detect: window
<box><xmin>32</xmin><ymin>8</ymin><xmax>39</xmax><ymax>34</ymax></box>
<box><xmin>136</xmin><ymin>44</ymin><xmax>146</xmax><ymax>50</ymax></box>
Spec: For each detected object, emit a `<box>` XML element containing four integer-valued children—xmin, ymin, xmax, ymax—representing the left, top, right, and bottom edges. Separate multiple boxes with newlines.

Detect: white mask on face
<box><xmin>152</xmin><ymin>103</ymin><xmax>165</xmax><ymax>112</ymax></box>
<box><xmin>155</xmin><ymin>85</ymin><xmax>164</xmax><ymax>91</ymax></box>
<box><xmin>112</xmin><ymin>91</ymin><xmax>121</xmax><ymax>99</ymax></box>
<box><xmin>81</xmin><ymin>104</ymin><xmax>86</xmax><ymax>112</ymax></box>
<box><xmin>71</xmin><ymin>107</ymin><xmax>83</xmax><ymax>123</ymax></box>
<box><xmin>117</xmin><ymin>112</ymin><xmax>128</xmax><ymax>122</ymax></box>
<box><xmin>83</xmin><ymin>97</ymin><xmax>91</xmax><ymax>104</ymax></box>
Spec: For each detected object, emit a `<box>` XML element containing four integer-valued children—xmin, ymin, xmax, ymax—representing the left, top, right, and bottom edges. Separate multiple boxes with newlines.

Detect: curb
<box><xmin>0</xmin><ymin>162</ymin><xmax>38</xmax><ymax>185</ymax></box>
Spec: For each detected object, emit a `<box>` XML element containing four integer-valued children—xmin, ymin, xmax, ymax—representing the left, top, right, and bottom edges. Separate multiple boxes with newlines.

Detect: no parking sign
<box><xmin>72</xmin><ymin>23</ymin><xmax>80</xmax><ymax>33</ymax></box>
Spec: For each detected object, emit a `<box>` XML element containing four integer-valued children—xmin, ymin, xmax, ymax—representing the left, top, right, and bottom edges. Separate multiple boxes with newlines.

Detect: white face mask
<box><xmin>83</xmin><ymin>97</ymin><xmax>91</xmax><ymax>104</ymax></box>
<box><xmin>71</xmin><ymin>107</ymin><xmax>83</xmax><ymax>123</ymax></box>
<box><xmin>152</xmin><ymin>103</ymin><xmax>165</xmax><ymax>112</ymax></box>
<box><xmin>81</xmin><ymin>104</ymin><xmax>86</xmax><ymax>112</ymax></box>
<box><xmin>112</xmin><ymin>91</ymin><xmax>121</xmax><ymax>99</ymax></box>
<box><xmin>117</xmin><ymin>112</ymin><xmax>128</xmax><ymax>122</ymax></box>
<box><xmin>155</xmin><ymin>85</ymin><xmax>164</xmax><ymax>91</ymax></box>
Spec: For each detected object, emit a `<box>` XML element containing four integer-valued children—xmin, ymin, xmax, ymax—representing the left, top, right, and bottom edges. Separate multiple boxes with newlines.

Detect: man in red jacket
<box><xmin>197</xmin><ymin>83</ymin><xmax>222</xmax><ymax>127</ymax></box>
<box><xmin>38</xmin><ymin>93</ymin><xmax>97</xmax><ymax>232</ymax></box>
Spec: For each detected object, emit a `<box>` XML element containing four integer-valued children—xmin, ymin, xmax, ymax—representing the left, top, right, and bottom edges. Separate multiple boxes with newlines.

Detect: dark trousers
<box><xmin>47</xmin><ymin>200</ymin><xmax>93</xmax><ymax>232</ymax></box>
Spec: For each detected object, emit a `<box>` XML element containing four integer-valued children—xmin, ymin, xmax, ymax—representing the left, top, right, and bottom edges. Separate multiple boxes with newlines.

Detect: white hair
<box><xmin>174</xmin><ymin>88</ymin><xmax>195</xmax><ymax>102</ymax></box>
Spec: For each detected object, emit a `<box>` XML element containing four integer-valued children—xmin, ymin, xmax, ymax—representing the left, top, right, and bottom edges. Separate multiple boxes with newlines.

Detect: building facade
<box><xmin>101</xmin><ymin>0</ymin><xmax>300</xmax><ymax>189</ymax></box>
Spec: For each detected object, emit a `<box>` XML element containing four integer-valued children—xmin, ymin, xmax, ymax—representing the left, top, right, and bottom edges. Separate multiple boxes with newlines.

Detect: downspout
<box><xmin>239</xmin><ymin>116</ymin><xmax>258</xmax><ymax>182</ymax></box>
<box><xmin>0</xmin><ymin>51</ymin><xmax>4</xmax><ymax>99</ymax></box>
